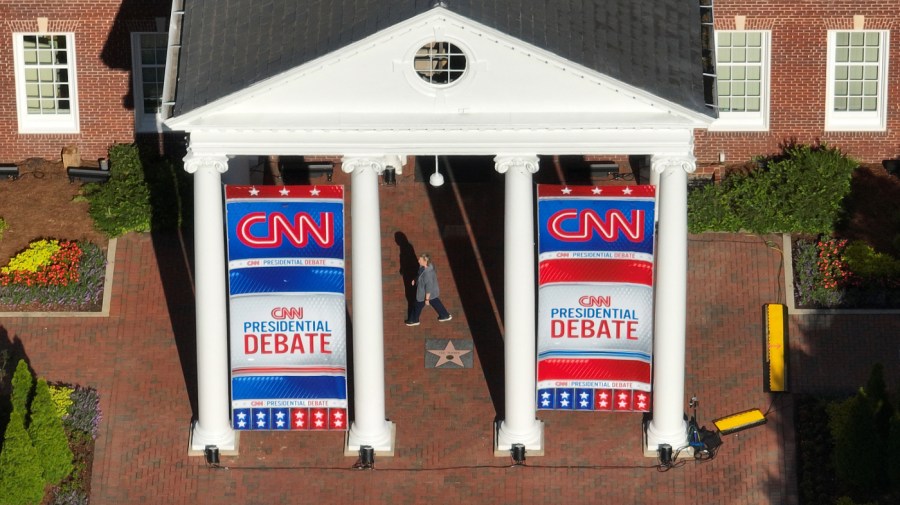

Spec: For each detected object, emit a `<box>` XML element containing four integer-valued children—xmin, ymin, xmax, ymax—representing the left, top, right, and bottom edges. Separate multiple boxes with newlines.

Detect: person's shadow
<box><xmin>395</xmin><ymin>232</ymin><xmax>418</xmax><ymax>321</ymax></box>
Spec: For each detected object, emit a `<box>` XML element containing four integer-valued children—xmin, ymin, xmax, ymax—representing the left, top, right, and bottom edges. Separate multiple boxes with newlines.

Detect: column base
<box><xmin>493</xmin><ymin>419</ymin><xmax>544</xmax><ymax>457</ymax></box>
<box><xmin>643</xmin><ymin>418</ymin><xmax>688</xmax><ymax>457</ymax></box>
<box><xmin>188</xmin><ymin>420</ymin><xmax>238</xmax><ymax>456</ymax></box>
<box><xmin>344</xmin><ymin>421</ymin><xmax>396</xmax><ymax>457</ymax></box>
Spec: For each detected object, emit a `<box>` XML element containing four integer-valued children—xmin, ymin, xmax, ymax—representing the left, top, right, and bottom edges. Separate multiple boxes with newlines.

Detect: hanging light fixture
<box><xmin>429</xmin><ymin>155</ymin><xmax>444</xmax><ymax>187</ymax></box>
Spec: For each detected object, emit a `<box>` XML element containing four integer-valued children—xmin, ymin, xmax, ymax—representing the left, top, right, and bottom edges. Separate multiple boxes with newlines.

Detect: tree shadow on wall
<box><xmin>99</xmin><ymin>0</ymin><xmax>173</xmax><ymax>110</ymax></box>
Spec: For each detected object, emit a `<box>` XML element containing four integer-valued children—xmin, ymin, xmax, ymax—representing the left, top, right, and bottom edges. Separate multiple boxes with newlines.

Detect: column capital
<box><xmin>494</xmin><ymin>155</ymin><xmax>540</xmax><ymax>175</ymax></box>
<box><xmin>183</xmin><ymin>151</ymin><xmax>229</xmax><ymax>174</ymax></box>
<box><xmin>341</xmin><ymin>155</ymin><xmax>404</xmax><ymax>175</ymax></box>
<box><xmin>651</xmin><ymin>153</ymin><xmax>696</xmax><ymax>174</ymax></box>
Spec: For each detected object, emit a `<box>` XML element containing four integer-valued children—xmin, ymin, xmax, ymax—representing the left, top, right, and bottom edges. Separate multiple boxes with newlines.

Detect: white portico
<box><xmin>166</xmin><ymin>6</ymin><xmax>713</xmax><ymax>457</ymax></box>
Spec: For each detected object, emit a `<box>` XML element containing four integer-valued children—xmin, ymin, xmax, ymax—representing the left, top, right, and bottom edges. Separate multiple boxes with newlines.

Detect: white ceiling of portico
<box><xmin>168</xmin><ymin>9</ymin><xmax>712</xmax><ymax>155</ymax></box>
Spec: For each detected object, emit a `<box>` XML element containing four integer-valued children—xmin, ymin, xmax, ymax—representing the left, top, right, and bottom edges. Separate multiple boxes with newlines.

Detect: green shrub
<box><xmin>0</xmin><ymin>360</ymin><xmax>44</xmax><ymax>504</ymax></box>
<box><xmin>829</xmin><ymin>392</ymin><xmax>886</xmax><ymax>492</ymax></box>
<box><xmin>10</xmin><ymin>360</ymin><xmax>33</xmax><ymax>425</ymax></box>
<box><xmin>689</xmin><ymin>143</ymin><xmax>857</xmax><ymax>234</ymax></box>
<box><xmin>0</xmin><ymin>217</ymin><xmax>8</xmax><ymax>240</ymax></box>
<box><xmin>84</xmin><ymin>144</ymin><xmax>152</xmax><ymax>237</ymax></box>
<box><xmin>83</xmin><ymin>144</ymin><xmax>190</xmax><ymax>235</ymax></box>
<box><xmin>866</xmin><ymin>364</ymin><xmax>894</xmax><ymax>439</ymax></box>
<box><xmin>27</xmin><ymin>379</ymin><xmax>74</xmax><ymax>485</ymax></box>
<box><xmin>0</xmin><ymin>412</ymin><xmax>45</xmax><ymax>505</ymax></box>
<box><xmin>889</xmin><ymin>415</ymin><xmax>900</xmax><ymax>489</ymax></box>
<box><xmin>844</xmin><ymin>241</ymin><xmax>900</xmax><ymax>284</ymax></box>
<box><xmin>143</xmin><ymin>152</ymin><xmax>191</xmax><ymax>231</ymax></box>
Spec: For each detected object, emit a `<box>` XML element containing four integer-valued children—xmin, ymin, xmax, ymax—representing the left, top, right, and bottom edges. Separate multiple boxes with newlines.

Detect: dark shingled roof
<box><xmin>173</xmin><ymin>0</ymin><xmax>712</xmax><ymax>117</ymax></box>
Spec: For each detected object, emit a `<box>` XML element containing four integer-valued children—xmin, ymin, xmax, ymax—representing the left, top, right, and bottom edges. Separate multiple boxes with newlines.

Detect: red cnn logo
<box><xmin>237</xmin><ymin>212</ymin><xmax>333</xmax><ymax>248</ymax></box>
<box><xmin>579</xmin><ymin>296</ymin><xmax>611</xmax><ymax>307</ymax></box>
<box><xmin>271</xmin><ymin>307</ymin><xmax>304</xmax><ymax>319</ymax></box>
<box><xmin>548</xmin><ymin>209</ymin><xmax>644</xmax><ymax>242</ymax></box>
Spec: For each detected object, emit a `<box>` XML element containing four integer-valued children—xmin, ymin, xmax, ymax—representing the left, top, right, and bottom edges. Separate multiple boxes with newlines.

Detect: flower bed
<box><xmin>0</xmin><ymin>239</ymin><xmax>106</xmax><ymax>312</ymax></box>
<box><xmin>792</xmin><ymin>235</ymin><xmax>900</xmax><ymax>309</ymax></box>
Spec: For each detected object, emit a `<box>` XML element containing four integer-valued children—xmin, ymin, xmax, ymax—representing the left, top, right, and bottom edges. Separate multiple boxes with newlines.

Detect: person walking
<box><xmin>405</xmin><ymin>253</ymin><xmax>452</xmax><ymax>326</ymax></box>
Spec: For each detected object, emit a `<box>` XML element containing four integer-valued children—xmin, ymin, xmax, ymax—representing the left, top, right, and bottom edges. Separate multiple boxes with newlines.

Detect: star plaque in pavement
<box><xmin>424</xmin><ymin>338</ymin><xmax>474</xmax><ymax>368</ymax></box>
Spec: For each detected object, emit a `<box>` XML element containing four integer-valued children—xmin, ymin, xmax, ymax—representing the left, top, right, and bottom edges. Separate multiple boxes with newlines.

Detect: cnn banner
<box><xmin>225</xmin><ymin>185</ymin><xmax>348</xmax><ymax>431</ymax></box>
<box><xmin>536</xmin><ymin>185</ymin><xmax>655</xmax><ymax>413</ymax></box>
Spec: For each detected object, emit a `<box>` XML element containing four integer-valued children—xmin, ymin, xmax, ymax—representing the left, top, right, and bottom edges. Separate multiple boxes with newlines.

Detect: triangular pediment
<box><xmin>168</xmin><ymin>9</ymin><xmax>712</xmax><ymax>132</ymax></box>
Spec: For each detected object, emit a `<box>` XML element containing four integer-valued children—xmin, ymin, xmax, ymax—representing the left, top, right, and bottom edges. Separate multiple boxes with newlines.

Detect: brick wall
<box><xmin>695</xmin><ymin>1</ymin><xmax>900</xmax><ymax>172</ymax></box>
<box><xmin>0</xmin><ymin>1</ymin><xmax>171</xmax><ymax>163</ymax></box>
<box><xmin>4</xmin><ymin>2</ymin><xmax>897</xmax><ymax>170</ymax></box>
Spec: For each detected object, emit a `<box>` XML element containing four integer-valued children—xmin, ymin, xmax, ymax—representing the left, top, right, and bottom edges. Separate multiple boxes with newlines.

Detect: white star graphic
<box><xmin>279</xmin><ymin>187</ymin><xmax>290</xmax><ymax>196</ymax></box>
<box><xmin>622</xmin><ymin>186</ymin><xmax>633</xmax><ymax>195</ymax></box>
<box><xmin>248</xmin><ymin>186</ymin><xmax>260</xmax><ymax>196</ymax></box>
<box><xmin>237</xmin><ymin>420</ymin><xmax>246</xmax><ymax>428</ymax></box>
<box><xmin>599</xmin><ymin>400</ymin><xmax>608</xmax><ymax>408</ymax></box>
<box><xmin>334</xmin><ymin>419</ymin><xmax>343</xmax><ymax>428</ymax></box>
<box><xmin>637</xmin><ymin>401</ymin><xmax>647</xmax><ymax>409</ymax></box>
<box><xmin>541</xmin><ymin>399</ymin><xmax>550</xmax><ymax>407</ymax></box>
<box><xmin>309</xmin><ymin>187</ymin><xmax>321</xmax><ymax>196</ymax></box>
<box><xmin>579</xmin><ymin>392</ymin><xmax>589</xmax><ymax>399</ymax></box>
<box><xmin>560</xmin><ymin>391</ymin><xmax>570</xmax><ymax>399</ymax></box>
<box><xmin>541</xmin><ymin>392</ymin><xmax>551</xmax><ymax>400</ymax></box>
<box><xmin>618</xmin><ymin>401</ymin><xmax>627</xmax><ymax>408</ymax></box>
<box><xmin>257</xmin><ymin>419</ymin><xmax>266</xmax><ymax>428</ymax></box>
<box><xmin>591</xmin><ymin>186</ymin><xmax>602</xmax><ymax>195</ymax></box>
<box><xmin>256</xmin><ymin>411</ymin><xmax>267</xmax><ymax>420</ymax></box>
<box><xmin>637</xmin><ymin>393</ymin><xmax>647</xmax><ymax>401</ymax></box>
<box><xmin>275</xmin><ymin>411</ymin><xmax>286</xmax><ymax>420</ymax></box>
<box><xmin>580</xmin><ymin>400</ymin><xmax>588</xmax><ymax>407</ymax></box>
<box><xmin>561</xmin><ymin>186</ymin><xmax>573</xmax><ymax>195</ymax></box>
<box><xmin>315</xmin><ymin>419</ymin><xmax>324</xmax><ymax>427</ymax></box>
<box><xmin>295</xmin><ymin>419</ymin><xmax>305</xmax><ymax>428</ymax></box>
<box><xmin>276</xmin><ymin>419</ymin><xmax>285</xmax><ymax>428</ymax></box>
<box><xmin>333</xmin><ymin>411</ymin><xmax>343</xmax><ymax>419</ymax></box>
<box><xmin>314</xmin><ymin>411</ymin><xmax>324</xmax><ymax>419</ymax></box>
<box><xmin>560</xmin><ymin>399</ymin><xmax>570</xmax><ymax>407</ymax></box>
<box><xmin>294</xmin><ymin>410</ymin><xmax>305</xmax><ymax>419</ymax></box>
<box><xmin>618</xmin><ymin>392</ymin><xmax>628</xmax><ymax>400</ymax></box>
<box><xmin>598</xmin><ymin>392</ymin><xmax>609</xmax><ymax>400</ymax></box>
<box><xmin>236</xmin><ymin>412</ymin><xmax>246</xmax><ymax>420</ymax></box>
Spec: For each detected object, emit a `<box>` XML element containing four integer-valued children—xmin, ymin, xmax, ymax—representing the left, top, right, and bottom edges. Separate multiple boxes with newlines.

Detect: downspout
<box><xmin>160</xmin><ymin>0</ymin><xmax>184</xmax><ymax>121</ymax></box>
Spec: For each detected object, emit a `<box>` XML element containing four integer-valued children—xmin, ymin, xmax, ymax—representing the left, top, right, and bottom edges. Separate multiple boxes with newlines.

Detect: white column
<box><xmin>185</xmin><ymin>151</ymin><xmax>237</xmax><ymax>453</ymax></box>
<box><xmin>645</xmin><ymin>153</ymin><xmax>695</xmax><ymax>454</ymax></box>
<box><xmin>343</xmin><ymin>156</ymin><xmax>395</xmax><ymax>455</ymax></box>
<box><xmin>494</xmin><ymin>155</ymin><xmax>544</xmax><ymax>455</ymax></box>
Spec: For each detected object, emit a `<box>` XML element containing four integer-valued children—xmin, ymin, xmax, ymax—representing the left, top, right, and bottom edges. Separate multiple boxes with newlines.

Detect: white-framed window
<box><xmin>131</xmin><ymin>32</ymin><xmax>168</xmax><ymax>132</ymax></box>
<box><xmin>826</xmin><ymin>30</ymin><xmax>890</xmax><ymax>131</ymax></box>
<box><xmin>710</xmin><ymin>30</ymin><xmax>771</xmax><ymax>131</ymax></box>
<box><xmin>12</xmin><ymin>33</ymin><xmax>79</xmax><ymax>133</ymax></box>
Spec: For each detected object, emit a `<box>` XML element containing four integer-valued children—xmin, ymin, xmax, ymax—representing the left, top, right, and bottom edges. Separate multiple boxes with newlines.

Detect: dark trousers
<box><xmin>408</xmin><ymin>298</ymin><xmax>450</xmax><ymax>322</ymax></box>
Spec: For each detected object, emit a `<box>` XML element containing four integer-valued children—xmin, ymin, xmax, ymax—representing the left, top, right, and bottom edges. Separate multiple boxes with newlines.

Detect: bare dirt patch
<box><xmin>0</xmin><ymin>158</ymin><xmax>108</xmax><ymax>263</ymax></box>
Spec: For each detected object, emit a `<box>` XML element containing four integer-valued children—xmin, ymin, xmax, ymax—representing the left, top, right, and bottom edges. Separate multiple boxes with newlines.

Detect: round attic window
<box><xmin>413</xmin><ymin>42</ymin><xmax>467</xmax><ymax>85</ymax></box>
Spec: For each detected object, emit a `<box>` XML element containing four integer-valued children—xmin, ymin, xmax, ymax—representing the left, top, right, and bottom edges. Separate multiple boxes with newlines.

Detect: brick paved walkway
<box><xmin>3</xmin><ymin>169</ymin><xmax>897</xmax><ymax>504</ymax></box>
